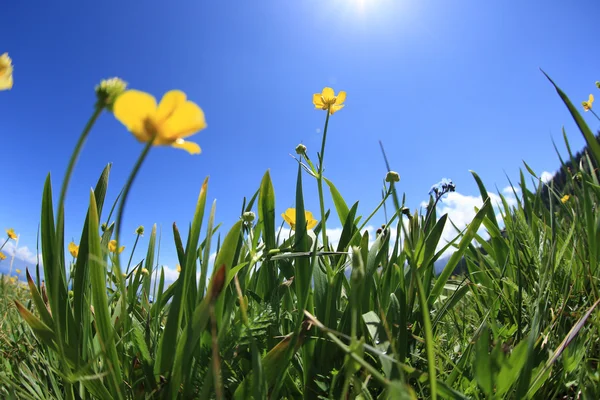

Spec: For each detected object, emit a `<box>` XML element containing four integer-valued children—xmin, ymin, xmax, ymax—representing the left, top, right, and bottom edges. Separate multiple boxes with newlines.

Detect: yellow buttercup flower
<box><xmin>313</xmin><ymin>87</ymin><xmax>346</xmax><ymax>115</ymax></box>
<box><xmin>281</xmin><ymin>208</ymin><xmax>318</xmax><ymax>231</ymax></box>
<box><xmin>0</xmin><ymin>53</ymin><xmax>13</xmax><ymax>91</ymax></box>
<box><xmin>141</xmin><ymin>268</ymin><xmax>149</xmax><ymax>276</ymax></box>
<box><xmin>9</xmin><ymin>277</ymin><xmax>16</xmax><ymax>284</ymax></box>
<box><xmin>582</xmin><ymin>94</ymin><xmax>594</xmax><ymax>111</ymax></box>
<box><xmin>0</xmin><ymin>252</ymin><xmax>6</xmax><ymax>260</ymax></box>
<box><xmin>68</xmin><ymin>242</ymin><xmax>79</xmax><ymax>258</ymax></box>
<box><xmin>108</xmin><ymin>240</ymin><xmax>125</xmax><ymax>254</ymax></box>
<box><xmin>561</xmin><ymin>194</ymin><xmax>570</xmax><ymax>204</ymax></box>
<box><xmin>113</xmin><ymin>90</ymin><xmax>207</xmax><ymax>154</ymax></box>
<box><xmin>15</xmin><ymin>269</ymin><xmax>21</xmax><ymax>274</ymax></box>
<box><xmin>6</xmin><ymin>228</ymin><xmax>17</xmax><ymax>240</ymax></box>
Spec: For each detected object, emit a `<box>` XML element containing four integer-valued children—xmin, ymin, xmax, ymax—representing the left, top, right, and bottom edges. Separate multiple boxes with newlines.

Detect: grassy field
<box><xmin>1</xmin><ymin>75</ymin><xmax>600</xmax><ymax>399</ymax></box>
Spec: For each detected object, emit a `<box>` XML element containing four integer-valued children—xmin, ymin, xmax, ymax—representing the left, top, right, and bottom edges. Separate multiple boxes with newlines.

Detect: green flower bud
<box><xmin>385</xmin><ymin>171</ymin><xmax>400</xmax><ymax>183</ymax></box>
<box><xmin>295</xmin><ymin>144</ymin><xmax>307</xmax><ymax>155</ymax></box>
<box><xmin>242</xmin><ymin>211</ymin><xmax>256</xmax><ymax>223</ymax></box>
<box><xmin>136</xmin><ymin>225</ymin><xmax>144</xmax><ymax>235</ymax></box>
<box><xmin>95</xmin><ymin>77</ymin><xmax>127</xmax><ymax>112</ymax></box>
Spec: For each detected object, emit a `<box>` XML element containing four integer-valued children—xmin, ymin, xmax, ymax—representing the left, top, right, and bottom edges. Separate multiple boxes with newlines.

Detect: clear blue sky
<box><xmin>2</xmin><ymin>0</ymin><xmax>599</xmax><ymax>276</ymax></box>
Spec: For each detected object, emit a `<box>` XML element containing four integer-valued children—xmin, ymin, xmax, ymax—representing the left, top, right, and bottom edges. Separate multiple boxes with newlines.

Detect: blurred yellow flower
<box><xmin>0</xmin><ymin>53</ymin><xmax>13</xmax><ymax>91</ymax></box>
<box><xmin>15</xmin><ymin>269</ymin><xmax>21</xmax><ymax>274</ymax></box>
<box><xmin>68</xmin><ymin>242</ymin><xmax>79</xmax><ymax>258</ymax></box>
<box><xmin>108</xmin><ymin>240</ymin><xmax>125</xmax><ymax>254</ymax></box>
<box><xmin>561</xmin><ymin>195</ymin><xmax>570</xmax><ymax>204</ymax></box>
<box><xmin>313</xmin><ymin>87</ymin><xmax>346</xmax><ymax>115</ymax></box>
<box><xmin>113</xmin><ymin>90</ymin><xmax>206</xmax><ymax>154</ymax></box>
<box><xmin>582</xmin><ymin>94</ymin><xmax>594</xmax><ymax>111</ymax></box>
<box><xmin>6</xmin><ymin>228</ymin><xmax>17</xmax><ymax>240</ymax></box>
<box><xmin>9</xmin><ymin>277</ymin><xmax>16</xmax><ymax>284</ymax></box>
<box><xmin>0</xmin><ymin>252</ymin><xmax>6</xmax><ymax>260</ymax></box>
<box><xmin>141</xmin><ymin>268</ymin><xmax>149</xmax><ymax>276</ymax></box>
<box><xmin>281</xmin><ymin>208</ymin><xmax>318</xmax><ymax>231</ymax></box>
<box><xmin>176</xmin><ymin>264</ymin><xmax>181</xmax><ymax>273</ymax></box>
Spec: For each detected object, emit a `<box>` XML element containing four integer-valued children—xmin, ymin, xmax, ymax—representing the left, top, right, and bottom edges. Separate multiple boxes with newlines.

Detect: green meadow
<box><xmin>1</xmin><ymin>67</ymin><xmax>600</xmax><ymax>399</ymax></box>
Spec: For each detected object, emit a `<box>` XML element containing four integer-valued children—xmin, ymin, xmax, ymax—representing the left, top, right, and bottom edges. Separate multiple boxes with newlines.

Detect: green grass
<box><xmin>1</xmin><ymin>76</ymin><xmax>600</xmax><ymax>399</ymax></box>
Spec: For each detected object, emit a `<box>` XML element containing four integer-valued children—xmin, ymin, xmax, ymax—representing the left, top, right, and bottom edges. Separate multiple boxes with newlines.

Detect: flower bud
<box><xmin>242</xmin><ymin>211</ymin><xmax>256</xmax><ymax>223</ymax></box>
<box><xmin>95</xmin><ymin>77</ymin><xmax>127</xmax><ymax>112</ymax></box>
<box><xmin>295</xmin><ymin>143</ymin><xmax>307</xmax><ymax>155</ymax></box>
<box><xmin>385</xmin><ymin>171</ymin><xmax>400</xmax><ymax>183</ymax></box>
<box><xmin>136</xmin><ymin>225</ymin><xmax>145</xmax><ymax>235</ymax></box>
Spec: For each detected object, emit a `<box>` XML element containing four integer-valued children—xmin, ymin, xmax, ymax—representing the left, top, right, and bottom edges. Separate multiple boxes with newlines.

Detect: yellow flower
<box><xmin>108</xmin><ymin>240</ymin><xmax>125</xmax><ymax>254</ymax></box>
<box><xmin>141</xmin><ymin>268</ymin><xmax>149</xmax><ymax>276</ymax></box>
<box><xmin>0</xmin><ymin>53</ymin><xmax>13</xmax><ymax>91</ymax></box>
<box><xmin>0</xmin><ymin>252</ymin><xmax>6</xmax><ymax>260</ymax></box>
<box><xmin>15</xmin><ymin>269</ymin><xmax>21</xmax><ymax>274</ymax></box>
<box><xmin>68</xmin><ymin>242</ymin><xmax>79</xmax><ymax>258</ymax></box>
<box><xmin>9</xmin><ymin>277</ymin><xmax>16</xmax><ymax>284</ymax></box>
<box><xmin>113</xmin><ymin>90</ymin><xmax>206</xmax><ymax>154</ymax></box>
<box><xmin>281</xmin><ymin>208</ymin><xmax>318</xmax><ymax>231</ymax></box>
<box><xmin>582</xmin><ymin>94</ymin><xmax>594</xmax><ymax>111</ymax></box>
<box><xmin>6</xmin><ymin>228</ymin><xmax>17</xmax><ymax>240</ymax></box>
<box><xmin>313</xmin><ymin>87</ymin><xmax>346</xmax><ymax>115</ymax></box>
<box><xmin>561</xmin><ymin>194</ymin><xmax>570</xmax><ymax>204</ymax></box>
<box><xmin>176</xmin><ymin>264</ymin><xmax>181</xmax><ymax>273</ymax></box>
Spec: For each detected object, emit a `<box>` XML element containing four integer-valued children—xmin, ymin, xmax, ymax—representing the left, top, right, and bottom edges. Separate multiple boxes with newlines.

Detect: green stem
<box><xmin>115</xmin><ymin>138</ymin><xmax>154</xmax><ymax>249</ymax></box>
<box><xmin>113</xmin><ymin>137</ymin><xmax>154</xmax><ymax>341</ymax></box>
<box><xmin>0</xmin><ymin>238</ymin><xmax>8</xmax><ymax>252</ymax></box>
<box><xmin>56</xmin><ymin>105</ymin><xmax>104</xmax><ymax>234</ymax></box>
<box><xmin>317</xmin><ymin>108</ymin><xmax>332</xmax><ymax>275</ymax></box>
<box><xmin>126</xmin><ymin>233</ymin><xmax>141</xmax><ymax>274</ymax></box>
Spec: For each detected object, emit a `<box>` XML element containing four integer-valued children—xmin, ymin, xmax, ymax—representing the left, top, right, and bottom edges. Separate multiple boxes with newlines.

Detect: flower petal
<box><xmin>313</xmin><ymin>93</ymin><xmax>324</xmax><ymax>108</ymax></box>
<box><xmin>113</xmin><ymin>90</ymin><xmax>157</xmax><ymax>140</ymax></box>
<box><xmin>0</xmin><ymin>75</ymin><xmax>13</xmax><ymax>90</ymax></box>
<box><xmin>321</xmin><ymin>87</ymin><xmax>335</xmax><ymax>102</ymax></box>
<box><xmin>171</xmin><ymin>139</ymin><xmax>202</xmax><ymax>154</ymax></box>
<box><xmin>329</xmin><ymin>104</ymin><xmax>344</xmax><ymax>114</ymax></box>
<box><xmin>335</xmin><ymin>91</ymin><xmax>346</xmax><ymax>105</ymax></box>
<box><xmin>156</xmin><ymin>90</ymin><xmax>187</xmax><ymax>124</ymax></box>
<box><xmin>590</xmin><ymin>94</ymin><xmax>595</xmax><ymax>104</ymax></box>
<box><xmin>162</xmin><ymin>101</ymin><xmax>207</xmax><ymax>139</ymax></box>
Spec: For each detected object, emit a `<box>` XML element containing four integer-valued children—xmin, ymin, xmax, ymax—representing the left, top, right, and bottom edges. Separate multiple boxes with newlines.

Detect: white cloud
<box><xmin>2</xmin><ymin>241</ymin><xmax>42</xmax><ymax>266</ymax></box>
<box><xmin>419</xmin><ymin>190</ymin><xmax>519</xmax><ymax>258</ymax></box>
<box><xmin>540</xmin><ymin>171</ymin><xmax>555</xmax><ymax>183</ymax></box>
<box><xmin>502</xmin><ymin>185</ymin><xmax>521</xmax><ymax>195</ymax></box>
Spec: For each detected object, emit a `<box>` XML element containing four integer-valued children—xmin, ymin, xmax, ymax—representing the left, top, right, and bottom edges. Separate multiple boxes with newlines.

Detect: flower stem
<box><xmin>0</xmin><ymin>238</ymin><xmax>8</xmax><ymax>252</ymax></box>
<box><xmin>317</xmin><ymin>108</ymin><xmax>332</xmax><ymax>276</ymax></box>
<box><xmin>56</xmin><ymin>105</ymin><xmax>104</xmax><ymax>235</ymax></box>
<box><xmin>115</xmin><ymin>138</ymin><xmax>155</xmax><ymax>251</ymax></box>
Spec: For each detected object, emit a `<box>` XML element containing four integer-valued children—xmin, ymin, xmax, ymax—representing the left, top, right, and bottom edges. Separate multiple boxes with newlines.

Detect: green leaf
<box><xmin>542</xmin><ymin>70</ymin><xmax>600</xmax><ymax>166</ymax></box>
<box><xmin>474</xmin><ymin>326</ymin><xmax>493</xmax><ymax>396</ymax></box>
<box><xmin>87</xmin><ymin>189</ymin><xmax>123</xmax><ymax>399</ymax></box>
<box><xmin>429</xmin><ymin>199</ymin><xmax>491</xmax><ymax>305</ymax></box>
<box><xmin>325</xmin><ymin>177</ymin><xmax>350</xmax><ymax>226</ymax></box>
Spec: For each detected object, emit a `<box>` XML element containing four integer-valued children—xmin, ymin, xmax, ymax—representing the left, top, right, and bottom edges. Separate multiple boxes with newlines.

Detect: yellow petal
<box><xmin>0</xmin><ymin>74</ymin><xmax>13</xmax><ymax>90</ymax></box>
<box><xmin>113</xmin><ymin>90</ymin><xmax>157</xmax><ymax>140</ymax></box>
<box><xmin>156</xmin><ymin>90</ymin><xmax>187</xmax><ymax>124</ymax></box>
<box><xmin>321</xmin><ymin>87</ymin><xmax>335</xmax><ymax>103</ymax></box>
<box><xmin>313</xmin><ymin>93</ymin><xmax>325</xmax><ymax>108</ymax></box>
<box><xmin>162</xmin><ymin>101</ymin><xmax>207</xmax><ymax>140</ymax></box>
<box><xmin>329</xmin><ymin>104</ymin><xmax>345</xmax><ymax>115</ymax></box>
<box><xmin>171</xmin><ymin>139</ymin><xmax>202</xmax><ymax>154</ymax></box>
<box><xmin>335</xmin><ymin>91</ymin><xmax>346</xmax><ymax>105</ymax></box>
<box><xmin>282</xmin><ymin>208</ymin><xmax>296</xmax><ymax>229</ymax></box>
<box><xmin>589</xmin><ymin>94</ymin><xmax>595</xmax><ymax>104</ymax></box>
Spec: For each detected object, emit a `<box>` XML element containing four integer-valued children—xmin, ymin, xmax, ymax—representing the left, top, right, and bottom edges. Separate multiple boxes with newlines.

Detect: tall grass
<box><xmin>0</xmin><ymin>75</ymin><xmax>599</xmax><ymax>399</ymax></box>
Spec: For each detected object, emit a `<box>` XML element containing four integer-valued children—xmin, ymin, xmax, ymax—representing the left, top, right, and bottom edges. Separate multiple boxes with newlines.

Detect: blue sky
<box><xmin>1</xmin><ymin>0</ymin><xmax>600</xmax><ymax>279</ymax></box>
